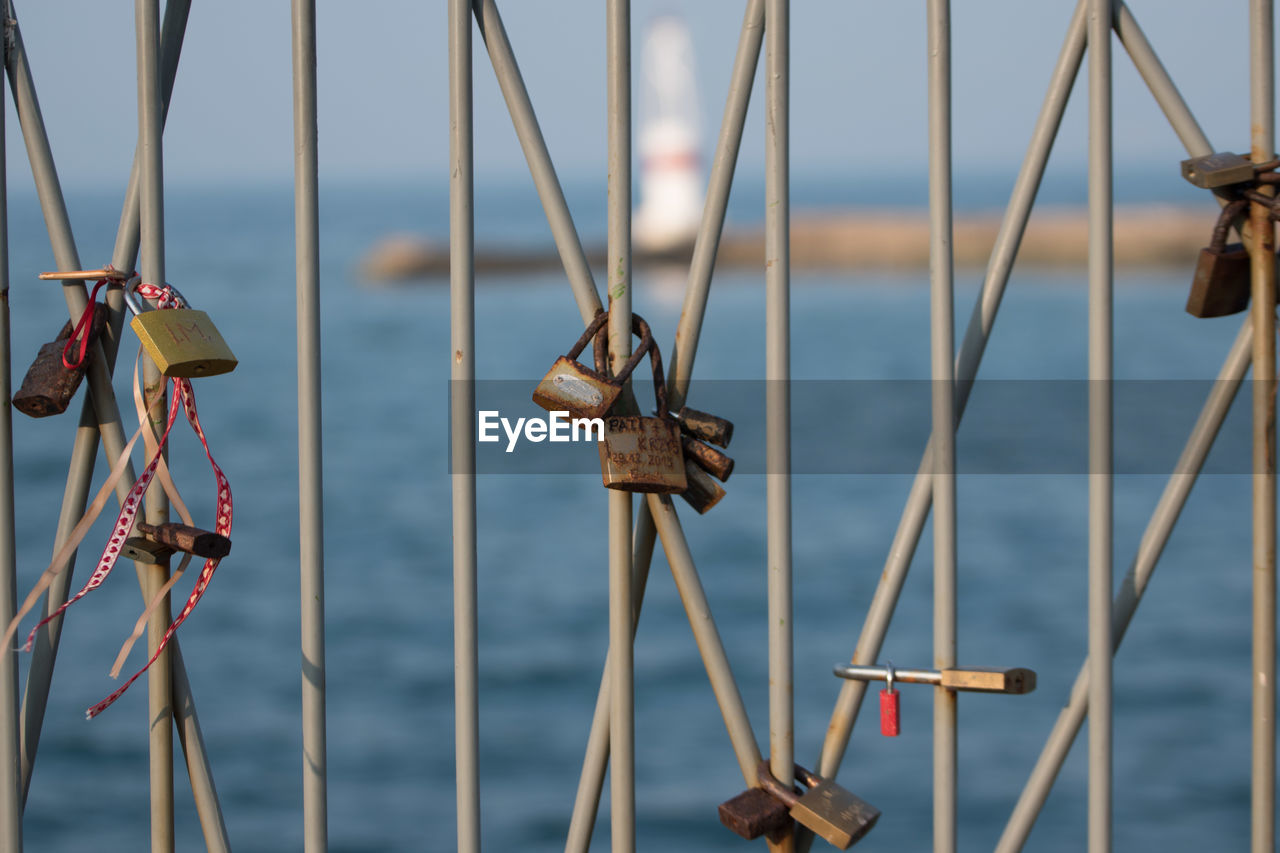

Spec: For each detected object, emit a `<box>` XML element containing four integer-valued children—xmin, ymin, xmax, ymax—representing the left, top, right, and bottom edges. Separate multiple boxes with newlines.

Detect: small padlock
<box><xmin>879</xmin><ymin>662</ymin><xmax>900</xmax><ymax>737</ymax></box>
<box><xmin>124</xmin><ymin>277</ymin><xmax>237</xmax><ymax>377</ymax></box>
<box><xmin>594</xmin><ymin>314</ymin><xmax>687</xmax><ymax>494</ymax></box>
<box><xmin>672</xmin><ymin>405</ymin><xmax>734</xmax><ymax>448</ymax></box>
<box><xmin>1181</xmin><ymin>152</ymin><xmax>1256</xmax><ymax>189</ymax></box>
<box><xmin>679</xmin><ymin>457</ymin><xmax>726</xmax><ymax>514</ymax></box>
<box><xmin>756</xmin><ymin>762</ymin><xmax>880</xmax><ymax>850</ymax></box>
<box><xmin>13</xmin><ymin>307</ymin><xmax>107</xmax><ymax>418</ymax></box>
<box><xmin>718</xmin><ymin>785</ymin><xmax>793</xmax><ymax>842</ymax></box>
<box><xmin>1187</xmin><ymin>199</ymin><xmax>1252</xmax><ymax>318</ymax></box>
<box><xmin>136</xmin><ymin>522</ymin><xmax>231</xmax><ymax>559</ymax></box>
<box><xmin>531</xmin><ymin>310</ymin><xmax>651</xmax><ymax>420</ymax></box>
<box><xmin>682</xmin><ymin>435</ymin><xmax>734</xmax><ymax>482</ymax></box>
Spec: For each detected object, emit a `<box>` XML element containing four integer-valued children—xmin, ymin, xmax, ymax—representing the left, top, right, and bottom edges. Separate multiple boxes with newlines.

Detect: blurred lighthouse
<box><xmin>633</xmin><ymin>15</ymin><xmax>704</xmax><ymax>253</ymax></box>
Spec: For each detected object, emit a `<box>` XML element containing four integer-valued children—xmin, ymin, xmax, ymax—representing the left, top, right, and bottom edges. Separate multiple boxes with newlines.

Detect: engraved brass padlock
<box><xmin>13</xmin><ymin>307</ymin><xmax>107</xmax><ymax>418</ymax></box>
<box><xmin>1187</xmin><ymin>199</ymin><xmax>1251</xmax><ymax>318</ymax></box>
<box><xmin>756</xmin><ymin>762</ymin><xmax>880</xmax><ymax>850</ymax></box>
<box><xmin>124</xmin><ymin>277</ymin><xmax>237</xmax><ymax>377</ymax></box>
<box><xmin>594</xmin><ymin>314</ymin><xmax>687</xmax><ymax>494</ymax></box>
<box><xmin>531</xmin><ymin>310</ymin><xmax>651</xmax><ymax>420</ymax></box>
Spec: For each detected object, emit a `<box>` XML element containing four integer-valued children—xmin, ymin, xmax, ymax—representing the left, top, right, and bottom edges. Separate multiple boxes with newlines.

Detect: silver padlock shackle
<box><xmin>121</xmin><ymin>275</ymin><xmax>190</xmax><ymax>316</ymax></box>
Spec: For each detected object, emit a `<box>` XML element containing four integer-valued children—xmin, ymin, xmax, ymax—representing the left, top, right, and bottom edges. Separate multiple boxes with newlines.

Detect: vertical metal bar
<box><xmin>996</xmin><ymin>318</ymin><xmax>1252</xmax><ymax>853</ymax></box>
<box><xmin>472</xmin><ymin>0</ymin><xmax>602</xmax><ymax>323</ymax></box>
<box><xmin>449</xmin><ymin>0</ymin><xmax>478</xmax><ymax>850</ymax></box>
<box><xmin>1087</xmin><ymin>2</ymin><xmax>1113</xmax><ymax>851</ymax></box>
<box><xmin>606</xmin><ymin>3</ymin><xmax>634</xmax><ymax>850</ymax></box>
<box><xmin>926</xmin><ymin>3</ymin><xmax>956</xmax><ymax>851</ymax></box>
<box><xmin>169</xmin><ymin>649</ymin><xmax>229</xmax><ymax>852</ymax></box>
<box><xmin>1250</xmin><ymin>3</ymin><xmax>1277</xmax><ymax>851</ymax></box>
<box><xmin>810</xmin><ymin>4</ymin><xmax>1088</xmax><ymax>804</ymax></box>
<box><xmin>0</xmin><ymin>28</ymin><xmax>19</xmax><ymax>850</ymax></box>
<box><xmin>564</xmin><ymin>511</ymin><xmax>656</xmax><ymax>853</ymax></box>
<box><xmin>765</xmin><ymin>4</ymin><xmax>793</xmax><ymax>851</ymax></box>
<box><xmin>135</xmin><ymin>2</ymin><xmax>174</xmax><ymax>850</ymax></box>
<box><xmin>291</xmin><ymin>1</ymin><xmax>327</xmax><ymax>851</ymax></box>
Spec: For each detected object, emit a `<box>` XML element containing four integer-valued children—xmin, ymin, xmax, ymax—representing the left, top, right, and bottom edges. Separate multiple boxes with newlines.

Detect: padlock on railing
<box><xmin>593</xmin><ymin>314</ymin><xmax>687</xmax><ymax>494</ymax></box>
<box><xmin>1186</xmin><ymin>199</ymin><xmax>1251</xmax><ymax>318</ymax></box>
<box><xmin>124</xmin><ymin>277</ymin><xmax>237</xmax><ymax>377</ymax></box>
<box><xmin>12</xmin><ymin>307</ymin><xmax>107</xmax><ymax>418</ymax></box>
<box><xmin>531</xmin><ymin>310</ymin><xmax>651</xmax><ymax>420</ymax></box>
<box><xmin>753</xmin><ymin>762</ymin><xmax>880</xmax><ymax>849</ymax></box>
<box><xmin>879</xmin><ymin>662</ymin><xmax>900</xmax><ymax>737</ymax></box>
<box><xmin>136</xmin><ymin>522</ymin><xmax>232</xmax><ymax>559</ymax></box>
<box><xmin>671</xmin><ymin>404</ymin><xmax>734</xmax><ymax>448</ymax></box>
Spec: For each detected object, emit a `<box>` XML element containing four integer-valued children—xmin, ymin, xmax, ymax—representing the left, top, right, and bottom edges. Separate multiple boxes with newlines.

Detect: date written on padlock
<box><xmin>595</xmin><ymin>314</ymin><xmax>687</xmax><ymax>494</ymax></box>
<box><xmin>124</xmin><ymin>278</ymin><xmax>237</xmax><ymax>378</ymax></box>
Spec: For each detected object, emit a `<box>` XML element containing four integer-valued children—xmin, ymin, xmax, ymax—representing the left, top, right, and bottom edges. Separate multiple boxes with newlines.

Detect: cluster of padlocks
<box><xmin>5</xmin><ymin>268</ymin><xmax>236</xmax><ymax>717</ymax></box>
<box><xmin>1181</xmin><ymin>151</ymin><xmax>1280</xmax><ymax>317</ymax></box>
<box><xmin>531</xmin><ymin>309</ymin><xmax>735</xmax><ymax>512</ymax></box>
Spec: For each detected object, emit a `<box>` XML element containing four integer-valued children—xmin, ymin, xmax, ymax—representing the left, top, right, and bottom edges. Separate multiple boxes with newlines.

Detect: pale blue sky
<box><xmin>0</xmin><ymin>1</ymin><xmax>1271</xmax><ymax>191</ymax></box>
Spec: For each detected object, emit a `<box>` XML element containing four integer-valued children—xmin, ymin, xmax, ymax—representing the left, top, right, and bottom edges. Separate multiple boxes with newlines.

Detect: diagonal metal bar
<box><xmin>811</xmin><ymin>0</ymin><xmax>1089</xmax><ymax>795</ymax></box>
<box><xmin>995</xmin><ymin>319</ymin><xmax>1253</xmax><ymax>853</ymax></box>
<box><xmin>472</xmin><ymin>0</ymin><xmax>602</xmax><ymax>324</ymax></box>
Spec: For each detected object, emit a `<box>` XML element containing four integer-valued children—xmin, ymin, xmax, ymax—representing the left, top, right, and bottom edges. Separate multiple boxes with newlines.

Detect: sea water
<box><xmin>4</xmin><ymin>179</ymin><xmax>1259</xmax><ymax>851</ymax></box>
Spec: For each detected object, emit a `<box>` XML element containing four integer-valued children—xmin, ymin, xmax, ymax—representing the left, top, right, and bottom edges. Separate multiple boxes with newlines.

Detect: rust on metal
<box><xmin>682</xmin><ymin>435</ymin><xmax>734</xmax><ymax>482</ymax></box>
<box><xmin>137</xmin><ymin>522</ymin><xmax>232</xmax><ymax>559</ymax></box>
<box><xmin>13</xmin><ymin>308</ymin><xmax>107</xmax><ymax>418</ymax></box>
<box><xmin>717</xmin><ymin>786</ymin><xmax>793</xmax><ymax>842</ymax></box>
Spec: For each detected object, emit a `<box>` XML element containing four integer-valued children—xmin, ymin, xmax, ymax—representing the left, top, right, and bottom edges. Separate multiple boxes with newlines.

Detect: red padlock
<box><xmin>879</xmin><ymin>663</ymin><xmax>900</xmax><ymax>737</ymax></box>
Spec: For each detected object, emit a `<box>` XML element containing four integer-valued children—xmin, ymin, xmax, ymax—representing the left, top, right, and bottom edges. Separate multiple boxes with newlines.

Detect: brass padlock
<box><xmin>13</xmin><ymin>307</ymin><xmax>107</xmax><ymax>418</ymax></box>
<box><xmin>1181</xmin><ymin>152</ymin><xmax>1256</xmax><ymax>189</ymax></box>
<box><xmin>756</xmin><ymin>762</ymin><xmax>880</xmax><ymax>850</ymax></box>
<box><xmin>594</xmin><ymin>314</ymin><xmax>687</xmax><ymax>494</ymax></box>
<box><xmin>1187</xmin><ymin>199</ymin><xmax>1251</xmax><ymax>318</ymax></box>
<box><xmin>124</xmin><ymin>277</ymin><xmax>237</xmax><ymax>377</ymax></box>
<box><xmin>531</xmin><ymin>310</ymin><xmax>651</xmax><ymax>420</ymax></box>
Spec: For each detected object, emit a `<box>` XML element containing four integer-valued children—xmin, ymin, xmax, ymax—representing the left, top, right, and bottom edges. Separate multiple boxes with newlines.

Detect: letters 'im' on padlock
<box><xmin>124</xmin><ymin>277</ymin><xmax>237</xmax><ymax>377</ymax></box>
<box><xmin>594</xmin><ymin>314</ymin><xmax>687</xmax><ymax>494</ymax></box>
<box><xmin>1187</xmin><ymin>199</ymin><xmax>1252</xmax><ymax>318</ymax></box>
<box><xmin>532</xmin><ymin>310</ymin><xmax>651</xmax><ymax>420</ymax></box>
<box><xmin>756</xmin><ymin>762</ymin><xmax>880</xmax><ymax>850</ymax></box>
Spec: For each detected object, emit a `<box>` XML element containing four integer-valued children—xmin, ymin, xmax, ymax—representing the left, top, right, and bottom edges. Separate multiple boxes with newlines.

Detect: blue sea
<box><xmin>1</xmin><ymin>172</ymin><xmax>1266</xmax><ymax>851</ymax></box>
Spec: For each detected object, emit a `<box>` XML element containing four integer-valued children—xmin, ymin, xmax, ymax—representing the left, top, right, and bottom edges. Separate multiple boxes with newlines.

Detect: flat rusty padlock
<box><xmin>124</xmin><ymin>277</ymin><xmax>237</xmax><ymax>377</ymax></box>
<box><xmin>672</xmin><ymin>405</ymin><xmax>734</xmax><ymax>448</ymax></box>
<box><xmin>756</xmin><ymin>762</ymin><xmax>880</xmax><ymax>849</ymax></box>
<box><xmin>718</xmin><ymin>785</ymin><xmax>793</xmax><ymax>842</ymax></box>
<box><xmin>137</xmin><ymin>522</ymin><xmax>231</xmax><ymax>559</ymax></box>
<box><xmin>1187</xmin><ymin>199</ymin><xmax>1251</xmax><ymax>318</ymax></box>
<box><xmin>682</xmin><ymin>435</ymin><xmax>734</xmax><ymax>482</ymax></box>
<box><xmin>679</xmin><ymin>457</ymin><xmax>726</xmax><ymax>514</ymax></box>
<box><xmin>594</xmin><ymin>314</ymin><xmax>687</xmax><ymax>494</ymax></box>
<box><xmin>531</xmin><ymin>310</ymin><xmax>651</xmax><ymax>420</ymax></box>
<box><xmin>13</xmin><ymin>307</ymin><xmax>107</xmax><ymax>418</ymax></box>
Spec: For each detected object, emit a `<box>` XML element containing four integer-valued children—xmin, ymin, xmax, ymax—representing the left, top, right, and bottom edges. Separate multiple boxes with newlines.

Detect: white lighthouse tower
<box><xmin>633</xmin><ymin>15</ymin><xmax>704</xmax><ymax>254</ymax></box>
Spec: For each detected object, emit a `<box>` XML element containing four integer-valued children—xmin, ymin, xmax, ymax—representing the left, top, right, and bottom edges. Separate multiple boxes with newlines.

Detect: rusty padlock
<box><xmin>672</xmin><ymin>405</ymin><xmax>734</xmax><ymax>448</ymax></box>
<box><xmin>755</xmin><ymin>762</ymin><xmax>880</xmax><ymax>849</ymax></box>
<box><xmin>718</xmin><ymin>785</ymin><xmax>793</xmax><ymax>842</ymax></box>
<box><xmin>124</xmin><ymin>277</ymin><xmax>237</xmax><ymax>377</ymax></box>
<box><xmin>1187</xmin><ymin>199</ymin><xmax>1251</xmax><ymax>318</ymax></box>
<box><xmin>137</xmin><ymin>522</ymin><xmax>231</xmax><ymax>559</ymax></box>
<box><xmin>679</xmin><ymin>457</ymin><xmax>726</xmax><ymax>514</ymax></box>
<box><xmin>594</xmin><ymin>314</ymin><xmax>687</xmax><ymax>494</ymax></box>
<box><xmin>13</xmin><ymin>306</ymin><xmax>107</xmax><ymax>418</ymax></box>
<box><xmin>531</xmin><ymin>310</ymin><xmax>651</xmax><ymax>420</ymax></box>
<box><xmin>682</xmin><ymin>435</ymin><xmax>734</xmax><ymax>482</ymax></box>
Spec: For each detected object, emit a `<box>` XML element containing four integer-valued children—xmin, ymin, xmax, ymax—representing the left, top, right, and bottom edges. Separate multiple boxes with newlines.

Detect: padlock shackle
<box><xmin>590</xmin><ymin>312</ymin><xmax>665</xmax><ymax>413</ymax></box>
<box><xmin>564</xmin><ymin>310</ymin><xmax>611</xmax><ymax>361</ymax></box>
<box><xmin>122</xmin><ymin>275</ymin><xmax>191</xmax><ymax>317</ymax></box>
<box><xmin>1210</xmin><ymin>199</ymin><xmax>1250</xmax><ymax>252</ymax></box>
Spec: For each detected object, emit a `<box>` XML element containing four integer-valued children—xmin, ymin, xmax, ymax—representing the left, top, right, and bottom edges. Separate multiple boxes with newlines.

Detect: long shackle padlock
<box><xmin>531</xmin><ymin>310</ymin><xmax>652</xmax><ymax>420</ymax></box>
<box><xmin>1186</xmin><ymin>199</ymin><xmax>1251</xmax><ymax>318</ymax></box>
<box><xmin>123</xmin><ymin>277</ymin><xmax>237</xmax><ymax>377</ymax></box>
<box><xmin>593</xmin><ymin>313</ymin><xmax>687</xmax><ymax>494</ymax></box>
